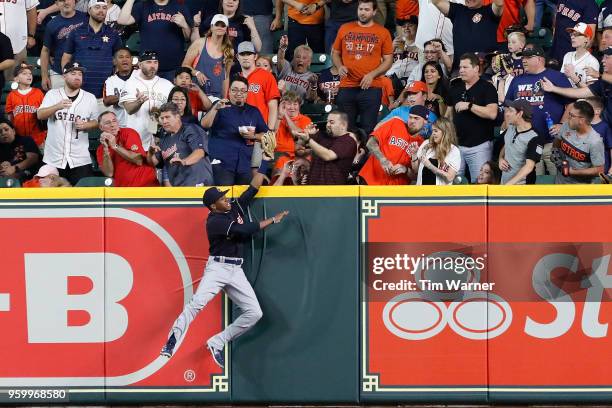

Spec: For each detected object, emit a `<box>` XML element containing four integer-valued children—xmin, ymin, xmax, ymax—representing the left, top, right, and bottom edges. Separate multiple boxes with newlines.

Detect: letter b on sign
<box><xmin>25</xmin><ymin>253</ymin><xmax>133</xmax><ymax>343</ymax></box>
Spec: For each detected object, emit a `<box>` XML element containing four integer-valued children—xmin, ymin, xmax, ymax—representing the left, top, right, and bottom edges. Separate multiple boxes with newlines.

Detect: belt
<box><xmin>212</xmin><ymin>256</ymin><xmax>243</xmax><ymax>266</ymax></box>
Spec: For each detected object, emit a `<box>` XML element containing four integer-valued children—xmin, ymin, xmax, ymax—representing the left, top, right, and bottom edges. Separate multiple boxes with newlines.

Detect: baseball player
<box><xmin>0</xmin><ymin>0</ymin><xmax>39</xmax><ymax>80</ymax></box>
<box><xmin>37</xmin><ymin>61</ymin><xmax>99</xmax><ymax>185</ymax></box>
<box><xmin>119</xmin><ymin>50</ymin><xmax>174</xmax><ymax>150</ymax></box>
<box><xmin>160</xmin><ymin>140</ymin><xmax>287</xmax><ymax>368</ymax></box>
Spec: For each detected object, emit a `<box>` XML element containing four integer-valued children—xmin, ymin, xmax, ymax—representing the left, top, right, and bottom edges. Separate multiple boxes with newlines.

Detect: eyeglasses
<box><xmin>230</xmin><ymin>88</ymin><xmax>248</xmax><ymax>94</ymax></box>
<box><xmin>568</xmin><ymin>112</ymin><xmax>584</xmax><ymax>119</ymax></box>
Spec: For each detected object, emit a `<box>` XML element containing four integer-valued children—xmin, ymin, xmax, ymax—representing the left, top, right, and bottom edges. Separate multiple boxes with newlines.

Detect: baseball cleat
<box><xmin>160</xmin><ymin>333</ymin><xmax>177</xmax><ymax>358</ymax></box>
<box><xmin>207</xmin><ymin>345</ymin><xmax>225</xmax><ymax>368</ymax></box>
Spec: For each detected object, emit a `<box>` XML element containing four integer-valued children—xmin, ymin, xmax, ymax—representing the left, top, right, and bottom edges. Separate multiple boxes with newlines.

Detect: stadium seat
<box><xmin>75</xmin><ymin>177</ymin><xmax>113</xmax><ymax>187</ymax></box>
<box><xmin>310</xmin><ymin>53</ymin><xmax>332</xmax><ymax>73</ymax></box>
<box><xmin>0</xmin><ymin>177</ymin><xmax>20</xmax><ymax>187</ymax></box>
<box><xmin>527</xmin><ymin>28</ymin><xmax>553</xmax><ymax>50</ymax></box>
<box><xmin>536</xmin><ymin>174</ymin><xmax>555</xmax><ymax>184</ymax></box>
<box><xmin>301</xmin><ymin>103</ymin><xmax>334</xmax><ymax>124</ymax></box>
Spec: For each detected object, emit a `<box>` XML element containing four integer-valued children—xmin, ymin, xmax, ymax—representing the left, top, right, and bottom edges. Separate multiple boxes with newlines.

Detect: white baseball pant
<box><xmin>169</xmin><ymin>258</ymin><xmax>263</xmax><ymax>351</ymax></box>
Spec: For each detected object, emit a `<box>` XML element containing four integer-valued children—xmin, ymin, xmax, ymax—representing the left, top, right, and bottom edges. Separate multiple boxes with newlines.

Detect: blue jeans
<box><xmin>535</xmin><ymin>0</ymin><xmax>557</xmax><ymax>30</ymax></box>
<box><xmin>336</xmin><ymin>87</ymin><xmax>382</xmax><ymax>135</ymax></box>
<box><xmin>325</xmin><ymin>19</ymin><xmax>344</xmax><ymax>54</ymax></box>
<box><xmin>287</xmin><ymin>19</ymin><xmax>325</xmax><ymax>60</ymax></box>
<box><xmin>458</xmin><ymin>141</ymin><xmax>493</xmax><ymax>184</ymax></box>
<box><xmin>212</xmin><ymin>163</ymin><xmax>252</xmax><ymax>186</ymax></box>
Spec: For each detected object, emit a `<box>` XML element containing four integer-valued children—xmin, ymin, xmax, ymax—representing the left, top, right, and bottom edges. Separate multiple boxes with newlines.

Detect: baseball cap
<box><xmin>88</xmin><ymin>0</ymin><xmax>106</xmax><ymax>8</ymax></box>
<box><xmin>505</xmin><ymin>98</ymin><xmax>533</xmax><ymax>120</ymax></box>
<box><xmin>409</xmin><ymin>105</ymin><xmax>430</xmax><ymax>121</ymax></box>
<box><xmin>211</xmin><ymin>14</ymin><xmax>229</xmax><ymax>27</ymax></box>
<box><xmin>175</xmin><ymin>66</ymin><xmax>192</xmax><ymax>77</ymax></box>
<box><xmin>237</xmin><ymin>41</ymin><xmax>256</xmax><ymax>55</ymax></box>
<box><xmin>404</xmin><ymin>80</ymin><xmax>428</xmax><ymax>94</ymax></box>
<box><xmin>203</xmin><ymin>187</ymin><xmax>229</xmax><ymax>208</ymax></box>
<box><xmin>35</xmin><ymin>164</ymin><xmax>59</xmax><ymax>178</ymax></box>
<box><xmin>396</xmin><ymin>15</ymin><xmax>418</xmax><ymax>26</ymax></box>
<box><xmin>517</xmin><ymin>45</ymin><xmax>545</xmax><ymax>58</ymax></box>
<box><xmin>566</xmin><ymin>22</ymin><xmax>594</xmax><ymax>39</ymax></box>
<box><xmin>13</xmin><ymin>63</ymin><xmax>33</xmax><ymax>76</ymax></box>
<box><xmin>62</xmin><ymin>61</ymin><xmax>86</xmax><ymax>74</ymax></box>
<box><xmin>604</xmin><ymin>47</ymin><xmax>612</xmax><ymax>56</ymax></box>
<box><xmin>139</xmin><ymin>50</ymin><xmax>158</xmax><ymax>62</ymax></box>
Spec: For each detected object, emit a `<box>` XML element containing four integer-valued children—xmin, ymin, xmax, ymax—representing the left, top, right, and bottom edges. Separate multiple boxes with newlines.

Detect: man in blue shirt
<box><xmin>40</xmin><ymin>0</ymin><xmax>87</xmax><ymax>90</ymax></box>
<box><xmin>505</xmin><ymin>44</ymin><xmax>573</xmax><ymax>175</ymax></box>
<box><xmin>62</xmin><ymin>0</ymin><xmax>122</xmax><ymax>99</ymax></box>
<box><xmin>201</xmin><ymin>76</ymin><xmax>269</xmax><ymax>186</ymax></box>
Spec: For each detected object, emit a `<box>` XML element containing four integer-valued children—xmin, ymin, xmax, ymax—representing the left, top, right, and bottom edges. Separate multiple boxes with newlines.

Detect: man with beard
<box><xmin>201</xmin><ymin>76</ymin><xmax>269</xmax><ymax>185</ymax></box>
<box><xmin>103</xmin><ymin>47</ymin><xmax>135</xmax><ymax>127</ymax></box>
<box><xmin>276</xmin><ymin>36</ymin><xmax>318</xmax><ymax>103</ymax></box>
<box><xmin>147</xmin><ymin>102</ymin><xmax>213</xmax><ymax>186</ymax></box>
<box><xmin>119</xmin><ymin>51</ymin><xmax>174</xmax><ymax>150</ymax></box>
<box><xmin>358</xmin><ymin>104</ymin><xmax>427</xmax><ymax>185</ymax></box>
<box><xmin>332</xmin><ymin>0</ymin><xmax>393</xmax><ymax>135</ymax></box>
<box><xmin>61</xmin><ymin>0</ymin><xmax>122</xmax><ymax>101</ymax></box>
<box><xmin>294</xmin><ymin>110</ymin><xmax>358</xmax><ymax>185</ymax></box>
<box><xmin>37</xmin><ymin>61</ymin><xmax>99</xmax><ymax>185</ymax></box>
<box><xmin>506</xmin><ymin>44</ymin><xmax>572</xmax><ymax>175</ymax></box>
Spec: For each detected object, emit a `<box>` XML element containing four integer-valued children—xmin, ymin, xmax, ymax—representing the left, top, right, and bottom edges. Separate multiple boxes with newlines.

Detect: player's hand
<box><xmin>585</xmin><ymin>66</ymin><xmax>600</xmax><ymax>79</ymax></box>
<box><xmin>170</xmin><ymin>154</ymin><xmax>184</xmax><ymax>165</ymax></box>
<box><xmin>300</xmin><ymin>3</ymin><xmax>317</xmax><ymax>15</ymax></box>
<box><xmin>75</xmin><ymin>119</ymin><xmax>88</xmax><ymax>130</ymax></box>
<box><xmin>41</xmin><ymin>75</ymin><xmax>51</xmax><ymax>91</ymax></box>
<box><xmin>278</xmin><ymin>101</ymin><xmax>287</xmax><ymax>118</ymax></box>
<box><xmin>540</xmin><ymin>77</ymin><xmax>555</xmax><ymax>93</ymax></box>
<box><xmin>171</xmin><ymin>12</ymin><xmax>188</xmax><ymax>29</ymax></box>
<box><xmin>549</xmin><ymin>123</ymin><xmax>562</xmax><ymax>136</ymax></box>
<box><xmin>280</xmin><ymin>160</ymin><xmax>294</xmax><ymax>177</ymax></box>
<box><xmin>102</xmin><ymin>131</ymin><xmax>117</xmax><ymax>147</ymax></box>
<box><xmin>214</xmin><ymin>99</ymin><xmax>230</xmax><ymax>110</ymax></box>
<box><xmin>136</xmin><ymin>89</ymin><xmax>149</xmax><ymax>103</ymax></box>
<box><xmin>37</xmin><ymin>8</ymin><xmax>49</xmax><ymax>25</ymax></box>
<box><xmin>338</xmin><ymin>65</ymin><xmax>349</xmax><ymax>77</ymax></box>
<box><xmin>272</xmin><ymin>210</ymin><xmax>289</xmax><ymax>223</ymax></box>
<box><xmin>148</xmin><ymin>143</ymin><xmax>161</xmax><ymax>155</ymax></box>
<box><xmin>58</xmin><ymin>99</ymin><xmax>72</xmax><ymax>110</ymax></box>
<box><xmin>391</xmin><ymin>164</ymin><xmax>407</xmax><ymax>175</ymax></box>
<box><xmin>243</xmin><ymin>15</ymin><xmax>256</xmax><ymax>30</ymax></box>
<box><xmin>194</xmin><ymin>70</ymin><xmax>208</xmax><ymax>86</ymax></box>
<box><xmin>193</xmin><ymin>11</ymin><xmax>202</xmax><ymax>27</ymax></box>
<box><xmin>279</xmin><ymin>35</ymin><xmax>289</xmax><ymax>51</ymax></box>
<box><xmin>380</xmin><ymin>158</ymin><xmax>393</xmax><ymax>175</ymax></box>
<box><xmin>499</xmin><ymin>157</ymin><xmax>511</xmax><ymax>172</ymax></box>
<box><xmin>304</xmin><ymin>122</ymin><xmax>318</xmax><ymax>136</ymax></box>
<box><xmin>455</xmin><ymin>101</ymin><xmax>471</xmax><ymax>112</ymax></box>
<box><xmin>27</xmin><ymin>36</ymin><xmax>36</xmax><ymax>49</ymax></box>
<box><xmin>270</xmin><ymin>16</ymin><xmax>282</xmax><ymax>31</ymax></box>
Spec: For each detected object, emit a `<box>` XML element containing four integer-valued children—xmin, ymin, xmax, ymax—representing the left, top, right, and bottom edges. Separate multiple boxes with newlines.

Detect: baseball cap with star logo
<box><xmin>63</xmin><ymin>61</ymin><xmax>86</xmax><ymax>74</ymax></box>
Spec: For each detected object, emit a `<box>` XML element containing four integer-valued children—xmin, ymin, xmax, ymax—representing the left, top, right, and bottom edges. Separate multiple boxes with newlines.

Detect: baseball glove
<box><xmin>261</xmin><ymin>130</ymin><xmax>277</xmax><ymax>160</ymax></box>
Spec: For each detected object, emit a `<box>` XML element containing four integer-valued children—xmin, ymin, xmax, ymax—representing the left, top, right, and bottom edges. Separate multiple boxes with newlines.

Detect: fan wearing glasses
<box><xmin>201</xmin><ymin>76</ymin><xmax>269</xmax><ymax>185</ymax></box>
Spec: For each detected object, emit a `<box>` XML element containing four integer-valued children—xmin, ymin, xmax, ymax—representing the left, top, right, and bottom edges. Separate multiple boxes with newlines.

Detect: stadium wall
<box><xmin>0</xmin><ymin>186</ymin><xmax>610</xmax><ymax>404</ymax></box>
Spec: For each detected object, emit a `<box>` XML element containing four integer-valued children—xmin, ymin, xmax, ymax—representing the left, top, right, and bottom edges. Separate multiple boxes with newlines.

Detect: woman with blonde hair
<box><xmin>412</xmin><ymin>117</ymin><xmax>461</xmax><ymax>185</ymax></box>
<box><xmin>183</xmin><ymin>14</ymin><xmax>235</xmax><ymax>99</ymax></box>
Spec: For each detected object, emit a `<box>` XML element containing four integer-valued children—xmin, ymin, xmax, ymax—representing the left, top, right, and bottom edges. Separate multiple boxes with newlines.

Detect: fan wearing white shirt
<box><xmin>562</xmin><ymin>22</ymin><xmax>600</xmax><ymax>88</ymax></box>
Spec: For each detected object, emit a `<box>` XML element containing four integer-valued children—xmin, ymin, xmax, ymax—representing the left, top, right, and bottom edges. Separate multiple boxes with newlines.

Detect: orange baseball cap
<box><xmin>404</xmin><ymin>80</ymin><xmax>428</xmax><ymax>93</ymax></box>
<box><xmin>566</xmin><ymin>22</ymin><xmax>594</xmax><ymax>39</ymax></box>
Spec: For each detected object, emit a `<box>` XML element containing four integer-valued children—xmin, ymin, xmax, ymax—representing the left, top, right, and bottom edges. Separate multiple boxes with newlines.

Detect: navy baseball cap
<box><xmin>517</xmin><ymin>45</ymin><xmax>545</xmax><ymax>58</ymax></box>
<box><xmin>410</xmin><ymin>105</ymin><xmax>430</xmax><ymax>121</ymax></box>
<box><xmin>63</xmin><ymin>61</ymin><xmax>86</xmax><ymax>74</ymax></box>
<box><xmin>175</xmin><ymin>67</ymin><xmax>192</xmax><ymax>77</ymax></box>
<box><xmin>139</xmin><ymin>50</ymin><xmax>159</xmax><ymax>62</ymax></box>
<box><xmin>203</xmin><ymin>187</ymin><xmax>229</xmax><ymax>208</ymax></box>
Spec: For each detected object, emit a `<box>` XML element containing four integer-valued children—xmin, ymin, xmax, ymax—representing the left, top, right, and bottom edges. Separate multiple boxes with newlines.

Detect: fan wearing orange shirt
<box><xmin>332</xmin><ymin>0</ymin><xmax>393</xmax><ymax>135</ymax></box>
<box><xmin>358</xmin><ymin>104</ymin><xmax>428</xmax><ymax>185</ymax></box>
<box><xmin>273</xmin><ymin>91</ymin><xmax>312</xmax><ymax>168</ymax></box>
<box><xmin>5</xmin><ymin>63</ymin><xmax>46</xmax><ymax>148</ymax></box>
<box><xmin>272</xmin><ymin>0</ymin><xmax>326</xmax><ymax>59</ymax></box>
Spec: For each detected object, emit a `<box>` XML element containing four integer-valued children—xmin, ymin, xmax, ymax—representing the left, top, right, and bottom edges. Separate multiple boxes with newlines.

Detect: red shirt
<box><xmin>483</xmin><ymin>0</ymin><xmax>527</xmax><ymax>42</ymax></box>
<box><xmin>5</xmin><ymin>88</ymin><xmax>47</xmax><ymax>146</ymax></box>
<box><xmin>243</xmin><ymin>68</ymin><xmax>281</xmax><ymax>125</ymax></box>
<box><xmin>95</xmin><ymin>128</ymin><xmax>159</xmax><ymax>187</ymax></box>
<box><xmin>358</xmin><ymin>117</ymin><xmax>423</xmax><ymax>185</ymax></box>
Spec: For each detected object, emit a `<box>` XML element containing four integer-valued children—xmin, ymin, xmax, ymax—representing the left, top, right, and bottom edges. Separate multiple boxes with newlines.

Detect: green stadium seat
<box><xmin>126</xmin><ymin>32</ymin><xmax>140</xmax><ymax>53</ymax></box>
<box><xmin>310</xmin><ymin>53</ymin><xmax>332</xmax><ymax>73</ymax></box>
<box><xmin>75</xmin><ymin>177</ymin><xmax>113</xmax><ymax>187</ymax></box>
<box><xmin>527</xmin><ymin>28</ymin><xmax>553</xmax><ymax>50</ymax></box>
<box><xmin>536</xmin><ymin>174</ymin><xmax>555</xmax><ymax>184</ymax></box>
<box><xmin>0</xmin><ymin>177</ymin><xmax>21</xmax><ymax>187</ymax></box>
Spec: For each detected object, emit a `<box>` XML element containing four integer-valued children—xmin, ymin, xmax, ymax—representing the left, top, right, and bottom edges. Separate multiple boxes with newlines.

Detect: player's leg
<box><xmin>206</xmin><ymin>265</ymin><xmax>262</xmax><ymax>352</ymax></box>
<box><xmin>161</xmin><ymin>261</ymin><xmax>230</xmax><ymax>357</ymax></box>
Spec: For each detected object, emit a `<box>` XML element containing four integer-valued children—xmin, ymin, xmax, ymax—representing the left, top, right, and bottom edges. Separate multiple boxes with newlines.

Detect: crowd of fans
<box><xmin>1</xmin><ymin>0</ymin><xmax>612</xmax><ymax>187</ymax></box>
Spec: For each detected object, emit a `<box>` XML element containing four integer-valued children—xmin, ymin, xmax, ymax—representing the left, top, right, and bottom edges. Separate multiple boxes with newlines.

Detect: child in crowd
<box><xmin>562</xmin><ymin>23</ymin><xmax>599</xmax><ymax>88</ymax></box>
<box><xmin>174</xmin><ymin>67</ymin><xmax>212</xmax><ymax>118</ymax></box>
<box><xmin>5</xmin><ymin>63</ymin><xmax>47</xmax><ymax>149</ymax></box>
